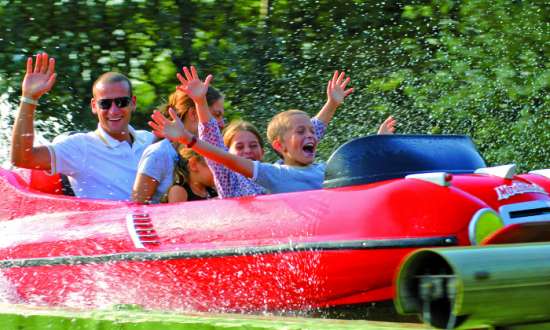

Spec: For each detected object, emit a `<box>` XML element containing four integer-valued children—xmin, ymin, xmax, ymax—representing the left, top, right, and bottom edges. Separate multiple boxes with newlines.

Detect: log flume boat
<box><xmin>1</xmin><ymin>135</ymin><xmax>549</xmax><ymax>315</ymax></box>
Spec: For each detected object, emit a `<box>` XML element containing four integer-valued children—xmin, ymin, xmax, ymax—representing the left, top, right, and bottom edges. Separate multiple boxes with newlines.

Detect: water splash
<box><xmin>0</xmin><ymin>94</ymin><xmax>57</xmax><ymax>170</ymax></box>
<box><xmin>0</xmin><ymin>271</ymin><xmax>23</xmax><ymax>304</ymax></box>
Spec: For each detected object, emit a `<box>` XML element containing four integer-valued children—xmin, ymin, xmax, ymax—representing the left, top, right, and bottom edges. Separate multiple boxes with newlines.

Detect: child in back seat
<box><xmin>160</xmin><ymin>146</ymin><xmax>217</xmax><ymax>203</ymax></box>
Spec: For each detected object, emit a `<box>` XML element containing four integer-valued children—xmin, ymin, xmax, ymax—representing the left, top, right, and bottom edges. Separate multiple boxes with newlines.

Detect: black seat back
<box><xmin>323</xmin><ymin>135</ymin><xmax>487</xmax><ymax>189</ymax></box>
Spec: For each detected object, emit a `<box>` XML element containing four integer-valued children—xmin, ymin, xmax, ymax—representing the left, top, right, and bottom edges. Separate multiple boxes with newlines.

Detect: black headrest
<box><xmin>323</xmin><ymin>135</ymin><xmax>486</xmax><ymax>189</ymax></box>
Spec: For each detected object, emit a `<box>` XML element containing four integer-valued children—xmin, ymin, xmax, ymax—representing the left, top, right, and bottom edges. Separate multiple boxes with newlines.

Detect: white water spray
<box><xmin>0</xmin><ymin>94</ymin><xmax>53</xmax><ymax>169</ymax></box>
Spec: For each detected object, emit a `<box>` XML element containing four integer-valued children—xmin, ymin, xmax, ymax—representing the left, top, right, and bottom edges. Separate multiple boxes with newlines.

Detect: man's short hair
<box><xmin>267</xmin><ymin>110</ymin><xmax>308</xmax><ymax>158</ymax></box>
<box><xmin>92</xmin><ymin>72</ymin><xmax>133</xmax><ymax>99</ymax></box>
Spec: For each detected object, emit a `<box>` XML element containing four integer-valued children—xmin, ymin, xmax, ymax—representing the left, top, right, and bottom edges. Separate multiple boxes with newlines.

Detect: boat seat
<box><xmin>323</xmin><ymin>134</ymin><xmax>487</xmax><ymax>189</ymax></box>
<box><xmin>28</xmin><ymin>131</ymin><xmax>90</xmax><ymax>196</ymax></box>
<box><xmin>60</xmin><ymin>174</ymin><xmax>75</xmax><ymax>196</ymax></box>
<box><xmin>29</xmin><ymin>170</ymin><xmax>64</xmax><ymax>195</ymax></box>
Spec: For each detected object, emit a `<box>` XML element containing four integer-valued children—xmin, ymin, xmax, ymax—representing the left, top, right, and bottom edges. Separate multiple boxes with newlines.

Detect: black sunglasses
<box><xmin>97</xmin><ymin>97</ymin><xmax>131</xmax><ymax>110</ymax></box>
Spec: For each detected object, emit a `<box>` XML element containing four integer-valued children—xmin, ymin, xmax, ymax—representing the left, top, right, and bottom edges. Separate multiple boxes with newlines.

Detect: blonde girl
<box><xmin>223</xmin><ymin>120</ymin><xmax>265</xmax><ymax>162</ymax></box>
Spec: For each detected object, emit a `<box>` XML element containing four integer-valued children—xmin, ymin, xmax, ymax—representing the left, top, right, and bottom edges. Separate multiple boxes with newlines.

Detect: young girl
<box><xmin>200</xmin><ymin>119</ymin><xmax>270</xmax><ymax>198</ymax></box>
<box><xmin>223</xmin><ymin>120</ymin><xmax>265</xmax><ymax>162</ymax></box>
<box><xmin>160</xmin><ymin>146</ymin><xmax>217</xmax><ymax>203</ymax></box>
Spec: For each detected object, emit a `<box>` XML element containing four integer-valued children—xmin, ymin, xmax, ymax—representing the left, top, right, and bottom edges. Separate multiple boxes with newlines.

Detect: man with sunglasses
<box><xmin>11</xmin><ymin>53</ymin><xmax>154</xmax><ymax>201</ymax></box>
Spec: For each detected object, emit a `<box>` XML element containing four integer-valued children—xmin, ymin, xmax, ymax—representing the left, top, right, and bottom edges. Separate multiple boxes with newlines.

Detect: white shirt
<box><xmin>46</xmin><ymin>124</ymin><xmax>154</xmax><ymax>201</ymax></box>
<box><xmin>137</xmin><ymin>138</ymin><xmax>178</xmax><ymax>204</ymax></box>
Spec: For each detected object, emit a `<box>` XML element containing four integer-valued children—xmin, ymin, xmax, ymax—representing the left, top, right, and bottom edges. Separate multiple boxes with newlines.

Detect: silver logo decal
<box><xmin>495</xmin><ymin>182</ymin><xmax>548</xmax><ymax>200</ymax></box>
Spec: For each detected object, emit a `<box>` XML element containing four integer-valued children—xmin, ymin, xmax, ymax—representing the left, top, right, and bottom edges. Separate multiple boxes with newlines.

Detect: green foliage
<box><xmin>395</xmin><ymin>0</ymin><xmax>550</xmax><ymax>171</ymax></box>
<box><xmin>1</xmin><ymin>0</ymin><xmax>549</xmax><ymax>170</ymax></box>
<box><xmin>0</xmin><ymin>303</ymin><xmax>417</xmax><ymax>330</ymax></box>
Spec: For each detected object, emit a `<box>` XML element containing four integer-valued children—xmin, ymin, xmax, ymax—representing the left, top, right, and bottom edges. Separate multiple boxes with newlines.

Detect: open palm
<box><xmin>327</xmin><ymin>70</ymin><xmax>353</xmax><ymax>106</ymax></box>
<box><xmin>149</xmin><ymin>108</ymin><xmax>189</xmax><ymax>143</ymax></box>
<box><xmin>176</xmin><ymin>66</ymin><xmax>212</xmax><ymax>102</ymax></box>
<box><xmin>22</xmin><ymin>53</ymin><xmax>57</xmax><ymax>100</ymax></box>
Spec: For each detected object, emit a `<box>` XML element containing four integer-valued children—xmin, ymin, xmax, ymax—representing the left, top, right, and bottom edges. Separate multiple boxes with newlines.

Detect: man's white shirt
<box><xmin>46</xmin><ymin>124</ymin><xmax>154</xmax><ymax>201</ymax></box>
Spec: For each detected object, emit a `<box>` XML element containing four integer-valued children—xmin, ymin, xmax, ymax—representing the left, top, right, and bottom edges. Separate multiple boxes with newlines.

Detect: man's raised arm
<box><xmin>11</xmin><ymin>53</ymin><xmax>57</xmax><ymax>170</ymax></box>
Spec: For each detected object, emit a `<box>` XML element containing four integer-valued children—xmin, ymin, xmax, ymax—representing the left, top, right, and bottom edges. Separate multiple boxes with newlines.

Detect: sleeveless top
<box><xmin>183</xmin><ymin>183</ymin><xmax>218</xmax><ymax>201</ymax></box>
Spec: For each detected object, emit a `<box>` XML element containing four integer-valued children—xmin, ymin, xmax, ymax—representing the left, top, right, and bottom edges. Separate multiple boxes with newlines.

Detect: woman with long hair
<box><xmin>131</xmin><ymin>85</ymin><xmax>224</xmax><ymax>204</ymax></box>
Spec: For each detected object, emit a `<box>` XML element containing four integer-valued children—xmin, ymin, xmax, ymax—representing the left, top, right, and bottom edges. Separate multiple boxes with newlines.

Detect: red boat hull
<box><xmin>1</xmin><ymin>158</ymin><xmax>549</xmax><ymax>312</ymax></box>
<box><xmin>3</xmin><ymin>248</ymin><xmax>420</xmax><ymax>311</ymax></box>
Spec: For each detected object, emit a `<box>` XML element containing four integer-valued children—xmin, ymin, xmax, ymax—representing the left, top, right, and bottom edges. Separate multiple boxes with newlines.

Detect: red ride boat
<box><xmin>1</xmin><ymin>134</ymin><xmax>549</xmax><ymax>313</ymax></box>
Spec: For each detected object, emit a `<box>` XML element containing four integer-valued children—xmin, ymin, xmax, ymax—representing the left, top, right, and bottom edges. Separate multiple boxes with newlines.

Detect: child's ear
<box><xmin>188</xmin><ymin>107</ymin><xmax>198</xmax><ymax>122</ymax></box>
<box><xmin>272</xmin><ymin>140</ymin><xmax>286</xmax><ymax>154</ymax></box>
<box><xmin>188</xmin><ymin>158</ymin><xmax>199</xmax><ymax>172</ymax></box>
<box><xmin>260</xmin><ymin>148</ymin><xmax>265</xmax><ymax>162</ymax></box>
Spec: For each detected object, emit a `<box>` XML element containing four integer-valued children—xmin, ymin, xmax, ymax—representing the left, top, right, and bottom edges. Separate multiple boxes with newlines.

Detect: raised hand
<box><xmin>176</xmin><ymin>66</ymin><xmax>212</xmax><ymax>102</ymax></box>
<box><xmin>327</xmin><ymin>70</ymin><xmax>354</xmax><ymax>106</ymax></box>
<box><xmin>22</xmin><ymin>53</ymin><xmax>57</xmax><ymax>100</ymax></box>
<box><xmin>149</xmin><ymin>108</ymin><xmax>191</xmax><ymax>143</ymax></box>
<box><xmin>377</xmin><ymin>116</ymin><xmax>397</xmax><ymax>135</ymax></box>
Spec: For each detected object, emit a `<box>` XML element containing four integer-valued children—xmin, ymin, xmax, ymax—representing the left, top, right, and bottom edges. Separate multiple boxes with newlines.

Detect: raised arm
<box><xmin>176</xmin><ymin>66</ymin><xmax>212</xmax><ymax>124</ymax></box>
<box><xmin>149</xmin><ymin>108</ymin><xmax>255</xmax><ymax>179</ymax></box>
<box><xmin>11</xmin><ymin>53</ymin><xmax>57</xmax><ymax>170</ymax></box>
<box><xmin>315</xmin><ymin>70</ymin><xmax>354</xmax><ymax>125</ymax></box>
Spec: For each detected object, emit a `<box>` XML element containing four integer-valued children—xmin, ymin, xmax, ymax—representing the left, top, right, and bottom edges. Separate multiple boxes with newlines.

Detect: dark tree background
<box><xmin>1</xmin><ymin>0</ymin><xmax>550</xmax><ymax>170</ymax></box>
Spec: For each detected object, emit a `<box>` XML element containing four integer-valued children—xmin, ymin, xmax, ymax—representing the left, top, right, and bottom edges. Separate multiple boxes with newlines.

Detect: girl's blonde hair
<box><xmin>222</xmin><ymin>120</ymin><xmax>265</xmax><ymax>150</ymax></box>
<box><xmin>160</xmin><ymin>147</ymin><xmax>207</xmax><ymax>203</ymax></box>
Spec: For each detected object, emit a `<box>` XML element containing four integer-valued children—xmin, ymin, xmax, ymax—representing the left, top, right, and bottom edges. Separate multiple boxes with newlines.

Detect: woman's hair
<box><xmin>155</xmin><ymin>85</ymin><xmax>223</xmax><ymax>142</ymax></box>
<box><xmin>222</xmin><ymin>120</ymin><xmax>265</xmax><ymax>150</ymax></box>
<box><xmin>160</xmin><ymin>146</ymin><xmax>207</xmax><ymax>203</ymax></box>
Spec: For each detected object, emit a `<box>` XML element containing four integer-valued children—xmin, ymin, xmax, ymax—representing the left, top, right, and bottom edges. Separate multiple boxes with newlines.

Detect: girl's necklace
<box><xmin>189</xmin><ymin>183</ymin><xmax>208</xmax><ymax>199</ymax></box>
